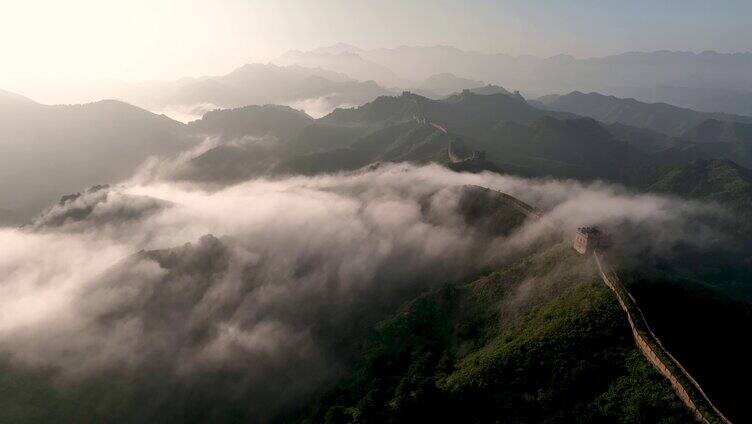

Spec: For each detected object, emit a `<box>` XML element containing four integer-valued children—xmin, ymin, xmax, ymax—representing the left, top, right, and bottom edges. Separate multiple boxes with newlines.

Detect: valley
<box><xmin>2</xmin><ymin>9</ymin><xmax>752</xmax><ymax>421</ymax></box>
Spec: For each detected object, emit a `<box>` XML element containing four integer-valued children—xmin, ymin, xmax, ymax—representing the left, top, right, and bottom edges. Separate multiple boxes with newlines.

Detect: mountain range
<box><xmin>117</xmin><ymin>63</ymin><xmax>393</xmax><ymax>119</ymax></box>
<box><xmin>169</xmin><ymin>87</ymin><xmax>752</xmax><ymax>197</ymax></box>
<box><xmin>274</xmin><ymin>45</ymin><xmax>752</xmax><ymax>116</ymax></box>
<box><xmin>414</xmin><ymin>73</ymin><xmax>486</xmax><ymax>98</ymax></box>
<box><xmin>7</xmin><ymin>79</ymin><xmax>752</xmax><ymax>227</ymax></box>
<box><xmin>11</xmin><ymin>45</ymin><xmax>752</xmax><ymax>123</ymax></box>
<box><xmin>5</xmin><ymin>183</ymin><xmax>713</xmax><ymax>423</ymax></box>
<box><xmin>3</xmin><ymin>69</ymin><xmax>752</xmax><ymax>422</ymax></box>
<box><xmin>0</xmin><ymin>91</ymin><xmax>193</xmax><ymax>223</ymax></box>
<box><xmin>537</xmin><ymin>91</ymin><xmax>752</xmax><ymax>136</ymax></box>
<box><xmin>298</xmin><ymin>239</ymin><xmax>699</xmax><ymax>423</ymax></box>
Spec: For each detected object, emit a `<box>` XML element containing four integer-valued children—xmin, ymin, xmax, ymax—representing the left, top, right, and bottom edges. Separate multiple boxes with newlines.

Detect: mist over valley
<box><xmin>2</xmin><ymin>2</ymin><xmax>752</xmax><ymax>422</ymax></box>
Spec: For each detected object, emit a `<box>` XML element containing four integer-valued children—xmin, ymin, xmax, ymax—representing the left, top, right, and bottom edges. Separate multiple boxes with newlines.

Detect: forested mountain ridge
<box><xmin>297</xmin><ymin>242</ymin><xmax>693</xmax><ymax>423</ymax></box>
<box><xmin>176</xmin><ymin>89</ymin><xmax>752</xmax><ymax>195</ymax></box>
<box><xmin>0</xmin><ymin>94</ymin><xmax>194</xmax><ymax>221</ymax></box>
<box><xmin>539</xmin><ymin>91</ymin><xmax>752</xmax><ymax>136</ymax></box>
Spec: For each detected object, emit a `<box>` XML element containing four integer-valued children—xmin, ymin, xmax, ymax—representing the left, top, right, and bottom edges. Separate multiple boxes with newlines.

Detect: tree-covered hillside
<box><xmin>624</xmin><ymin>269</ymin><xmax>752</xmax><ymax>423</ymax></box>
<box><xmin>660</xmin><ymin>119</ymin><xmax>752</xmax><ymax>168</ymax></box>
<box><xmin>650</xmin><ymin>158</ymin><xmax>752</xmax><ymax>209</ymax></box>
<box><xmin>175</xmin><ymin>90</ymin><xmax>752</xmax><ymax>198</ymax></box>
<box><xmin>538</xmin><ymin>91</ymin><xmax>752</xmax><ymax>136</ymax></box>
<box><xmin>188</xmin><ymin>104</ymin><xmax>314</xmax><ymax>140</ymax></box>
<box><xmin>297</xmin><ymin>243</ymin><xmax>692</xmax><ymax>423</ymax></box>
<box><xmin>0</xmin><ymin>97</ymin><xmax>193</xmax><ymax>221</ymax></box>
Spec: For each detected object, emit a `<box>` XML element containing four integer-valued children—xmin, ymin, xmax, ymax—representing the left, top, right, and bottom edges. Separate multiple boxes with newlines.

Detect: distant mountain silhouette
<box><xmin>278</xmin><ymin>91</ymin><xmax>657</xmax><ymax>184</ymax></box>
<box><xmin>188</xmin><ymin>104</ymin><xmax>313</xmax><ymax>140</ymax></box>
<box><xmin>322</xmin><ymin>90</ymin><xmax>560</xmax><ymax>133</ymax></box>
<box><xmin>0</xmin><ymin>93</ymin><xmax>194</xmax><ymax>221</ymax></box>
<box><xmin>101</xmin><ymin>86</ymin><xmax>752</xmax><ymax>195</ymax></box>
<box><xmin>461</xmin><ymin>84</ymin><xmax>513</xmax><ymax>97</ymax></box>
<box><xmin>607</xmin><ymin>85</ymin><xmax>752</xmax><ymax>117</ymax></box>
<box><xmin>538</xmin><ymin>91</ymin><xmax>752</xmax><ymax>135</ymax></box>
<box><xmin>123</xmin><ymin>63</ymin><xmax>393</xmax><ymax>117</ymax></box>
<box><xmin>604</xmin><ymin>122</ymin><xmax>679</xmax><ymax>153</ymax></box>
<box><xmin>277</xmin><ymin>46</ymin><xmax>752</xmax><ymax>101</ymax></box>
<box><xmin>275</xmin><ymin>50</ymin><xmax>406</xmax><ymax>87</ymax></box>
<box><xmin>415</xmin><ymin>73</ymin><xmax>485</xmax><ymax>97</ymax></box>
<box><xmin>0</xmin><ymin>88</ymin><xmax>37</xmax><ymax>108</ymax></box>
<box><xmin>654</xmin><ymin>119</ymin><xmax>752</xmax><ymax>168</ymax></box>
<box><xmin>11</xmin><ymin>84</ymin><xmax>741</xmax><ymax>213</ymax></box>
<box><xmin>682</xmin><ymin>118</ymin><xmax>752</xmax><ymax>144</ymax></box>
<box><xmin>310</xmin><ymin>42</ymin><xmax>365</xmax><ymax>55</ymax></box>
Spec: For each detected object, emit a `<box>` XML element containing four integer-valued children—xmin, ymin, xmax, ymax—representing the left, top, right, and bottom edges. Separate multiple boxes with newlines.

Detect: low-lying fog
<box><xmin>0</xmin><ymin>160</ymin><xmax>722</xmax><ymax>419</ymax></box>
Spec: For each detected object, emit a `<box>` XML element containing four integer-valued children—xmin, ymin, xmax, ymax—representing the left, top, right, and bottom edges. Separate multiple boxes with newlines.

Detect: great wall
<box><xmin>404</xmin><ymin>92</ymin><xmax>486</xmax><ymax>165</ymax></box>
<box><xmin>468</xmin><ymin>186</ymin><xmax>543</xmax><ymax>219</ymax></box>
<box><xmin>409</xmin><ymin>99</ymin><xmax>731</xmax><ymax>421</ymax></box>
<box><xmin>482</xmin><ymin>186</ymin><xmax>732</xmax><ymax>424</ymax></box>
<box><xmin>593</xmin><ymin>253</ymin><xmax>732</xmax><ymax>424</ymax></box>
<box><xmin>400</xmin><ymin>95</ymin><xmax>731</xmax><ymax>420</ymax></box>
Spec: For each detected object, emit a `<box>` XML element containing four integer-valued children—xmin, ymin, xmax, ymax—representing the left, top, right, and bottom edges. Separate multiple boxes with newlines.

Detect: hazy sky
<box><xmin>1</xmin><ymin>0</ymin><xmax>751</xmax><ymax>82</ymax></box>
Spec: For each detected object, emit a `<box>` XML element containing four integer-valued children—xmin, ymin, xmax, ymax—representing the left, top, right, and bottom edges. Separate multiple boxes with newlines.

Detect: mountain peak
<box><xmin>544</xmin><ymin>91</ymin><xmax>752</xmax><ymax>136</ymax></box>
<box><xmin>650</xmin><ymin>157</ymin><xmax>752</xmax><ymax>209</ymax></box>
<box><xmin>683</xmin><ymin>118</ymin><xmax>752</xmax><ymax>143</ymax></box>
<box><xmin>312</xmin><ymin>42</ymin><xmax>364</xmax><ymax>55</ymax></box>
<box><xmin>0</xmin><ymin>88</ymin><xmax>38</xmax><ymax>108</ymax></box>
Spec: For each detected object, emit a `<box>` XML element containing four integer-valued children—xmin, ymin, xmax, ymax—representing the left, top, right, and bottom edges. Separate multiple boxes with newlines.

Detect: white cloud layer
<box><xmin>0</xmin><ymin>163</ymin><xmax>723</xmax><ymax>417</ymax></box>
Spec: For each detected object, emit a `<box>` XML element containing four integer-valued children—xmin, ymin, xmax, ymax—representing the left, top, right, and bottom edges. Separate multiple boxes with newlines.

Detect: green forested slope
<box><xmin>299</xmin><ymin>243</ymin><xmax>691</xmax><ymax>423</ymax></box>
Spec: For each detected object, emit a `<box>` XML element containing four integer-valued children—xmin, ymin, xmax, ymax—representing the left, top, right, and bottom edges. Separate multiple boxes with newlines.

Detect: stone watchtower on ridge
<box><xmin>573</xmin><ymin>226</ymin><xmax>610</xmax><ymax>254</ymax></box>
<box><xmin>471</xmin><ymin>150</ymin><xmax>486</xmax><ymax>160</ymax></box>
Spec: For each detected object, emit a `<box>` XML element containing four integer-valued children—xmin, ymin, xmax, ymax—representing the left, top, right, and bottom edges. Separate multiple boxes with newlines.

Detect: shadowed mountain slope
<box><xmin>626</xmin><ymin>270</ymin><xmax>752</xmax><ymax>423</ymax></box>
<box><xmin>321</xmin><ymin>91</ymin><xmax>570</xmax><ymax>139</ymax></box>
<box><xmin>655</xmin><ymin>119</ymin><xmax>752</xmax><ymax>168</ymax></box>
<box><xmin>416</xmin><ymin>73</ymin><xmax>485</xmax><ymax>97</ymax></box>
<box><xmin>282</xmin><ymin>92</ymin><xmax>660</xmax><ymax>185</ymax></box>
<box><xmin>539</xmin><ymin>91</ymin><xmax>752</xmax><ymax>136</ymax></box>
<box><xmin>0</xmin><ymin>94</ymin><xmax>194</xmax><ymax>222</ymax></box>
<box><xmin>188</xmin><ymin>104</ymin><xmax>313</xmax><ymax>140</ymax></box>
<box><xmin>298</xmin><ymin>243</ymin><xmax>692</xmax><ymax>423</ymax></box>
<box><xmin>649</xmin><ymin>158</ymin><xmax>752</xmax><ymax>211</ymax></box>
<box><xmin>476</xmin><ymin>116</ymin><xmax>662</xmax><ymax>185</ymax></box>
<box><xmin>123</xmin><ymin>63</ymin><xmax>393</xmax><ymax>116</ymax></box>
<box><xmin>682</xmin><ymin>118</ymin><xmax>752</xmax><ymax>144</ymax></box>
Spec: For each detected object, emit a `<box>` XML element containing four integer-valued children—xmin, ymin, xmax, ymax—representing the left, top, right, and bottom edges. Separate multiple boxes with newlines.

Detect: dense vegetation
<box><xmin>174</xmin><ymin>89</ymin><xmax>752</xmax><ymax>202</ymax></box>
<box><xmin>3</xmin><ymin>85</ymin><xmax>751</xmax><ymax>422</ymax></box>
<box><xmin>650</xmin><ymin>158</ymin><xmax>752</xmax><ymax>211</ymax></box>
<box><xmin>131</xmin><ymin>92</ymin><xmax>752</xmax><ymax>423</ymax></box>
<box><xmin>188</xmin><ymin>104</ymin><xmax>313</xmax><ymax>140</ymax></box>
<box><xmin>296</xmin><ymin>244</ymin><xmax>692</xmax><ymax>423</ymax></box>
<box><xmin>177</xmin><ymin>95</ymin><xmax>752</xmax><ymax>424</ymax></box>
<box><xmin>538</xmin><ymin>91</ymin><xmax>752</xmax><ymax>136</ymax></box>
<box><xmin>624</xmin><ymin>270</ymin><xmax>752</xmax><ymax>423</ymax></box>
<box><xmin>0</xmin><ymin>94</ymin><xmax>191</xmax><ymax>221</ymax></box>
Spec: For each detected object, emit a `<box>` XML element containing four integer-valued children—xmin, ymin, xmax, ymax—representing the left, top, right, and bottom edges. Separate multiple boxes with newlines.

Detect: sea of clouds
<box><xmin>0</xmin><ymin>162</ymin><xmax>724</xmax><ymax>419</ymax></box>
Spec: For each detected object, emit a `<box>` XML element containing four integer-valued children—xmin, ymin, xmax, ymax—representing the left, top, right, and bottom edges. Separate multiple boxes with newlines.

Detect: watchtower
<box><xmin>471</xmin><ymin>150</ymin><xmax>486</xmax><ymax>160</ymax></box>
<box><xmin>573</xmin><ymin>226</ymin><xmax>610</xmax><ymax>254</ymax></box>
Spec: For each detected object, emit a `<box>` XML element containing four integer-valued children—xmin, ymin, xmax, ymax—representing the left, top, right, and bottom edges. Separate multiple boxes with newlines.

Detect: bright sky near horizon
<box><xmin>0</xmin><ymin>0</ymin><xmax>750</xmax><ymax>82</ymax></box>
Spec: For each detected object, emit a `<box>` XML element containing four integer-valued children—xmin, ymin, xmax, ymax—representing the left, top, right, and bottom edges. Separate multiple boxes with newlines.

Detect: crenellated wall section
<box><xmin>594</xmin><ymin>253</ymin><xmax>732</xmax><ymax>424</ymax></box>
<box><xmin>479</xmin><ymin>186</ymin><xmax>732</xmax><ymax>423</ymax></box>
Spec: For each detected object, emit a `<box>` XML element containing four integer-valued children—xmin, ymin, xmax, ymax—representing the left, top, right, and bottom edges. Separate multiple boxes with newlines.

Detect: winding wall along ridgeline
<box><xmin>428</xmin><ymin>122</ymin><xmax>466</xmax><ymax>163</ymax></box>
<box><xmin>484</xmin><ymin>186</ymin><xmax>731</xmax><ymax>423</ymax></box>
<box><xmin>418</xmin><ymin>116</ymin><xmax>482</xmax><ymax>164</ymax></box>
<box><xmin>594</xmin><ymin>253</ymin><xmax>732</xmax><ymax>424</ymax></box>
